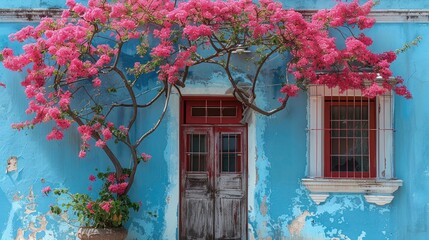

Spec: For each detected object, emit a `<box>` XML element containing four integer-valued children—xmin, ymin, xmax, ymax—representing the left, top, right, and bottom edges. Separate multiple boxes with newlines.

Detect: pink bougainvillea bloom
<box><xmin>92</xmin><ymin>78</ymin><xmax>101</xmax><ymax>87</ymax></box>
<box><xmin>141</xmin><ymin>153</ymin><xmax>152</xmax><ymax>162</ymax></box>
<box><xmin>0</xmin><ymin>82</ymin><xmax>6</xmax><ymax>88</ymax></box>
<box><xmin>107</xmin><ymin>173</ymin><xmax>116</xmax><ymax>183</ymax></box>
<box><xmin>101</xmin><ymin>128</ymin><xmax>112</xmax><ymax>141</ymax></box>
<box><xmin>86</xmin><ymin>201</ymin><xmax>95</xmax><ymax>213</ymax></box>
<box><xmin>89</xmin><ymin>175</ymin><xmax>96</xmax><ymax>182</ymax></box>
<box><xmin>42</xmin><ymin>186</ymin><xmax>51</xmax><ymax>195</ymax></box>
<box><xmin>56</xmin><ymin>119</ymin><xmax>71</xmax><ymax>129</ymax></box>
<box><xmin>47</xmin><ymin>127</ymin><xmax>64</xmax><ymax>141</ymax></box>
<box><xmin>280</xmin><ymin>84</ymin><xmax>300</xmax><ymax>97</ymax></box>
<box><xmin>78</xmin><ymin>150</ymin><xmax>86</xmax><ymax>158</ymax></box>
<box><xmin>99</xmin><ymin>201</ymin><xmax>112</xmax><ymax>213</ymax></box>
<box><xmin>95</xmin><ymin>139</ymin><xmax>106</xmax><ymax>148</ymax></box>
<box><xmin>88</xmin><ymin>185</ymin><xmax>93</xmax><ymax>191</ymax></box>
<box><xmin>119</xmin><ymin>174</ymin><xmax>129</xmax><ymax>181</ymax></box>
<box><xmin>108</xmin><ymin>182</ymin><xmax>128</xmax><ymax>195</ymax></box>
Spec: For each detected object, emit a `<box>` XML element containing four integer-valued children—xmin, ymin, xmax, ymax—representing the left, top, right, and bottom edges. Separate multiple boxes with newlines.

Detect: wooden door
<box><xmin>180</xmin><ymin>126</ymin><xmax>247</xmax><ymax>240</ymax></box>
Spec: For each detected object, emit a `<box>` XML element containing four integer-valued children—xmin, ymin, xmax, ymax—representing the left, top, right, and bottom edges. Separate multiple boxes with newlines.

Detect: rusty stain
<box><xmin>288</xmin><ymin>211</ymin><xmax>312</xmax><ymax>237</ymax></box>
<box><xmin>6</xmin><ymin>156</ymin><xmax>17</xmax><ymax>173</ymax></box>
<box><xmin>260</xmin><ymin>196</ymin><xmax>268</xmax><ymax>216</ymax></box>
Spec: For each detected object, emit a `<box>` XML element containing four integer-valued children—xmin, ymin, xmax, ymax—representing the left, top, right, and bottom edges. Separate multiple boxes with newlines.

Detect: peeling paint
<box><xmin>260</xmin><ymin>196</ymin><xmax>268</xmax><ymax>217</ymax></box>
<box><xmin>24</xmin><ymin>187</ymin><xmax>36</xmax><ymax>215</ymax></box>
<box><xmin>6</xmin><ymin>156</ymin><xmax>17</xmax><ymax>173</ymax></box>
<box><xmin>288</xmin><ymin>210</ymin><xmax>311</xmax><ymax>237</ymax></box>
<box><xmin>13</xmin><ymin>192</ymin><xmax>22</xmax><ymax>202</ymax></box>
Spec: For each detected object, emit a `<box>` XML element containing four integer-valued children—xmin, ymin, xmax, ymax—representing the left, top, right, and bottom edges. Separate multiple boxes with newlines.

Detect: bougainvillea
<box><xmin>0</xmin><ymin>0</ymin><xmax>411</xmax><ymax>194</ymax></box>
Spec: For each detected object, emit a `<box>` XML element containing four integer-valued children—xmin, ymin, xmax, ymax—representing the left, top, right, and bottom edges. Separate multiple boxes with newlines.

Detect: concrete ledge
<box><xmin>302</xmin><ymin>178</ymin><xmax>403</xmax><ymax>205</ymax></box>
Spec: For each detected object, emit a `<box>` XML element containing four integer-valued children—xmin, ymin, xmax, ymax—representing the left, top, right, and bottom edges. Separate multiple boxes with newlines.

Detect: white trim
<box><xmin>300</xmin><ymin>9</ymin><xmax>429</xmax><ymax>23</ymax></box>
<box><xmin>302</xmin><ymin>178</ymin><xmax>402</xmax><ymax>205</ymax></box>
<box><xmin>304</xmin><ymin>85</ymin><xmax>401</xmax><ymax>205</ymax></box>
<box><xmin>308</xmin><ymin>95</ymin><xmax>324</xmax><ymax>177</ymax></box>
<box><xmin>1</xmin><ymin>9</ymin><xmax>429</xmax><ymax>23</ymax></box>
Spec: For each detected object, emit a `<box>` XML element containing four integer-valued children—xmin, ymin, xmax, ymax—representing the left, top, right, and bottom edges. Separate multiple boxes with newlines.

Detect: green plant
<box><xmin>49</xmin><ymin>169</ymin><xmax>140</xmax><ymax>228</ymax></box>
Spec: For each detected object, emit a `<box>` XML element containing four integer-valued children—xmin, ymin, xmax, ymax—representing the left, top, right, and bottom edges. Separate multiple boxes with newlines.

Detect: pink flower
<box><xmin>101</xmin><ymin>128</ymin><xmax>112</xmax><ymax>141</ymax></box>
<box><xmin>183</xmin><ymin>25</ymin><xmax>212</xmax><ymax>41</ymax></box>
<box><xmin>394</xmin><ymin>86</ymin><xmax>412</xmax><ymax>99</ymax></box>
<box><xmin>92</xmin><ymin>78</ymin><xmax>101</xmax><ymax>87</ymax></box>
<box><xmin>42</xmin><ymin>186</ymin><xmax>51</xmax><ymax>195</ymax></box>
<box><xmin>141</xmin><ymin>153</ymin><xmax>152</xmax><ymax>162</ymax></box>
<box><xmin>362</xmin><ymin>83</ymin><xmax>387</xmax><ymax>98</ymax></box>
<box><xmin>119</xmin><ymin>174</ymin><xmax>129</xmax><ymax>181</ymax></box>
<box><xmin>78</xmin><ymin>150</ymin><xmax>86</xmax><ymax>158</ymax></box>
<box><xmin>108</xmin><ymin>182</ymin><xmax>128</xmax><ymax>195</ymax></box>
<box><xmin>47</xmin><ymin>127</ymin><xmax>64</xmax><ymax>140</ymax></box>
<box><xmin>95</xmin><ymin>139</ymin><xmax>106</xmax><ymax>148</ymax></box>
<box><xmin>280</xmin><ymin>84</ymin><xmax>300</xmax><ymax>97</ymax></box>
<box><xmin>56</xmin><ymin>119</ymin><xmax>71</xmax><ymax>129</ymax></box>
<box><xmin>0</xmin><ymin>82</ymin><xmax>5</xmax><ymax>88</ymax></box>
<box><xmin>107</xmin><ymin>173</ymin><xmax>116</xmax><ymax>183</ymax></box>
<box><xmin>88</xmin><ymin>185</ymin><xmax>93</xmax><ymax>191</ymax></box>
<box><xmin>118</xmin><ymin>125</ymin><xmax>128</xmax><ymax>135</ymax></box>
<box><xmin>89</xmin><ymin>175</ymin><xmax>96</xmax><ymax>182</ymax></box>
<box><xmin>2</xmin><ymin>48</ymin><xmax>14</xmax><ymax>58</ymax></box>
<box><xmin>99</xmin><ymin>201</ymin><xmax>112</xmax><ymax>213</ymax></box>
<box><xmin>86</xmin><ymin>201</ymin><xmax>95</xmax><ymax>213</ymax></box>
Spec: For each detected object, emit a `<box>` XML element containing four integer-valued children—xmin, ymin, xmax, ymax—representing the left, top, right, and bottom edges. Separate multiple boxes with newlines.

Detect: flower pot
<box><xmin>77</xmin><ymin>227</ymin><xmax>128</xmax><ymax>240</ymax></box>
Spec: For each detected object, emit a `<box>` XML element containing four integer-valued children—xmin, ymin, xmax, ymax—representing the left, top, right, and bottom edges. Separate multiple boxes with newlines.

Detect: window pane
<box><xmin>219</xmin><ymin>134</ymin><xmax>240</xmax><ymax>173</ymax></box>
<box><xmin>187</xmin><ymin>134</ymin><xmax>207</xmax><ymax>172</ymax></box>
<box><xmin>207</xmin><ymin>107</ymin><xmax>221</xmax><ymax>116</ymax></box>
<box><xmin>222</xmin><ymin>107</ymin><xmax>237</xmax><ymax>116</ymax></box>
<box><xmin>191</xmin><ymin>107</ymin><xmax>206</xmax><ymax>116</ymax></box>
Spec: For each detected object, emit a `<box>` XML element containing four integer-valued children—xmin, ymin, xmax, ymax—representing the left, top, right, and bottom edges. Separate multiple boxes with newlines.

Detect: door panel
<box><xmin>215</xmin><ymin>127</ymin><xmax>246</xmax><ymax>240</ymax></box>
<box><xmin>214</xmin><ymin>198</ymin><xmax>243</xmax><ymax>239</ymax></box>
<box><xmin>181</xmin><ymin>127</ymin><xmax>214</xmax><ymax>240</ymax></box>
<box><xmin>180</xmin><ymin>126</ymin><xmax>246</xmax><ymax>240</ymax></box>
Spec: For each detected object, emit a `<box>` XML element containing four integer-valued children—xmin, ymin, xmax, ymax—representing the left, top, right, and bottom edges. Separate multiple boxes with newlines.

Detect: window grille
<box><xmin>308</xmin><ymin>85</ymin><xmax>394</xmax><ymax>179</ymax></box>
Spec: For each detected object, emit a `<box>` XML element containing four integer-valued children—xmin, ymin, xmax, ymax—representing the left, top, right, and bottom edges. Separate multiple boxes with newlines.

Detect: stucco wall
<box><xmin>1</xmin><ymin>1</ymin><xmax>429</xmax><ymax>239</ymax></box>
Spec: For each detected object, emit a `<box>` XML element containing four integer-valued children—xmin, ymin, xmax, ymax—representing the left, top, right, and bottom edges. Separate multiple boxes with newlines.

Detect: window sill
<box><xmin>301</xmin><ymin>178</ymin><xmax>403</xmax><ymax>206</ymax></box>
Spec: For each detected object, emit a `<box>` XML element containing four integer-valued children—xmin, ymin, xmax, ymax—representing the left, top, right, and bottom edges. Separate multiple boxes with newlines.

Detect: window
<box><xmin>184</xmin><ymin>98</ymin><xmax>242</xmax><ymax>124</ymax></box>
<box><xmin>302</xmin><ymin>85</ymin><xmax>402</xmax><ymax>206</ymax></box>
<box><xmin>324</xmin><ymin>97</ymin><xmax>376</xmax><ymax>178</ymax></box>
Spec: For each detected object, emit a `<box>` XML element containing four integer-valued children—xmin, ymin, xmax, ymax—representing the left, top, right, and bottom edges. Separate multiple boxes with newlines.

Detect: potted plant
<box><xmin>45</xmin><ymin>169</ymin><xmax>140</xmax><ymax>240</ymax></box>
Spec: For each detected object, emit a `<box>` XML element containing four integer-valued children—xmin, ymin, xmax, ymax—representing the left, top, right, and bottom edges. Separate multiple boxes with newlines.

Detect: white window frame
<box><xmin>302</xmin><ymin>84</ymin><xmax>402</xmax><ymax>206</ymax></box>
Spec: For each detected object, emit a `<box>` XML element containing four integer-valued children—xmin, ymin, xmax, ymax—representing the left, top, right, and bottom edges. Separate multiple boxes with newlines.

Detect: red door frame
<box><xmin>179</xmin><ymin>96</ymin><xmax>248</xmax><ymax>239</ymax></box>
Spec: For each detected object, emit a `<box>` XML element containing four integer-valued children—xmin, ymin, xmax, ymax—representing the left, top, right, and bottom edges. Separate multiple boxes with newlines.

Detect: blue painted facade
<box><xmin>1</xmin><ymin>1</ymin><xmax>429</xmax><ymax>239</ymax></box>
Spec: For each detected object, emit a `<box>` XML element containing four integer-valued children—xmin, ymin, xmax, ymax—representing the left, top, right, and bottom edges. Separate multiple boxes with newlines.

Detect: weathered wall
<box><xmin>1</xmin><ymin>1</ymin><xmax>429</xmax><ymax>239</ymax></box>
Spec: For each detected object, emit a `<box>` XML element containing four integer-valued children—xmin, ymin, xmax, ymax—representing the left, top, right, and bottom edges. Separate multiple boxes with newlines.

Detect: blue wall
<box><xmin>1</xmin><ymin>1</ymin><xmax>429</xmax><ymax>239</ymax></box>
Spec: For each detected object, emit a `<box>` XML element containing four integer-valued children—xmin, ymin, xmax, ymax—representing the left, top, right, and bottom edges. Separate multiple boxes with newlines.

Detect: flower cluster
<box><xmin>0</xmin><ymin>0</ymin><xmax>411</xmax><ymax>162</ymax></box>
<box><xmin>48</xmin><ymin>169</ymin><xmax>140</xmax><ymax>228</ymax></box>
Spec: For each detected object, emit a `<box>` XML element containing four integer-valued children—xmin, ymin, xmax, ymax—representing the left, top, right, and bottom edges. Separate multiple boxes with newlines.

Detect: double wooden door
<box><xmin>180</xmin><ymin>126</ymin><xmax>247</xmax><ymax>240</ymax></box>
